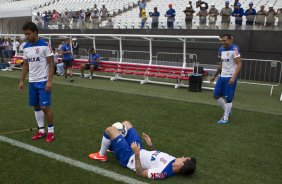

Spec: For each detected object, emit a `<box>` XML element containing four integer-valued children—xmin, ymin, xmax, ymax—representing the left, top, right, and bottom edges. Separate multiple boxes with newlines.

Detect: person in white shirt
<box><xmin>19</xmin><ymin>22</ymin><xmax>55</xmax><ymax>143</ymax></box>
<box><xmin>210</xmin><ymin>34</ymin><xmax>242</xmax><ymax>124</ymax></box>
<box><xmin>89</xmin><ymin>120</ymin><xmax>196</xmax><ymax>180</ymax></box>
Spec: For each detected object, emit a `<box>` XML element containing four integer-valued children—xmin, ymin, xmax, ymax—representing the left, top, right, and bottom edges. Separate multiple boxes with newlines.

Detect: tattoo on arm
<box><xmin>135</xmin><ymin>153</ymin><xmax>144</xmax><ymax>177</ymax></box>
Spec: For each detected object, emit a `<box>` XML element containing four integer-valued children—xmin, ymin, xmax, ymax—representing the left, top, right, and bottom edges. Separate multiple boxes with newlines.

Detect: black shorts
<box><xmin>85</xmin><ymin>62</ymin><xmax>99</xmax><ymax>70</ymax></box>
<box><xmin>63</xmin><ymin>59</ymin><xmax>73</xmax><ymax>69</ymax></box>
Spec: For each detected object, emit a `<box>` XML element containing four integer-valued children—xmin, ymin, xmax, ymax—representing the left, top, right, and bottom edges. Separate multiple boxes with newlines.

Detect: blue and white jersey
<box><xmin>23</xmin><ymin>39</ymin><xmax>53</xmax><ymax>82</ymax></box>
<box><xmin>218</xmin><ymin>44</ymin><xmax>241</xmax><ymax>77</ymax></box>
<box><xmin>127</xmin><ymin>149</ymin><xmax>175</xmax><ymax>180</ymax></box>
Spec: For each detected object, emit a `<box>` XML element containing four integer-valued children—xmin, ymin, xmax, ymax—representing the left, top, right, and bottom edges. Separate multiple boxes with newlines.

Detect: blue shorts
<box><xmin>29</xmin><ymin>81</ymin><xmax>51</xmax><ymax>107</ymax></box>
<box><xmin>214</xmin><ymin>76</ymin><xmax>237</xmax><ymax>103</ymax></box>
<box><xmin>111</xmin><ymin>128</ymin><xmax>143</xmax><ymax>167</ymax></box>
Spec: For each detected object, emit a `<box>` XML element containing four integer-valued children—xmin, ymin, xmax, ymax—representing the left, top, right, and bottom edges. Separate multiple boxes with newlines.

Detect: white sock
<box><xmin>48</xmin><ymin>124</ymin><xmax>54</xmax><ymax>133</ymax></box>
<box><xmin>35</xmin><ymin>110</ymin><xmax>45</xmax><ymax>133</ymax></box>
<box><xmin>99</xmin><ymin>135</ymin><xmax>111</xmax><ymax>156</ymax></box>
<box><xmin>216</xmin><ymin>97</ymin><xmax>226</xmax><ymax>111</ymax></box>
<box><xmin>224</xmin><ymin>102</ymin><xmax>232</xmax><ymax>120</ymax></box>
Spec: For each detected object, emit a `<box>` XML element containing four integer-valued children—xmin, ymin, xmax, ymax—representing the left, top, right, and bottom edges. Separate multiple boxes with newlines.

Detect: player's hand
<box><xmin>45</xmin><ymin>81</ymin><xmax>52</xmax><ymax>92</ymax></box>
<box><xmin>142</xmin><ymin>133</ymin><xmax>153</xmax><ymax>147</ymax></box>
<box><xmin>19</xmin><ymin>81</ymin><xmax>24</xmax><ymax>92</ymax></box>
<box><xmin>210</xmin><ymin>76</ymin><xmax>215</xmax><ymax>84</ymax></box>
<box><xmin>131</xmin><ymin>142</ymin><xmax>140</xmax><ymax>154</ymax></box>
<box><xmin>228</xmin><ymin>77</ymin><xmax>235</xmax><ymax>85</ymax></box>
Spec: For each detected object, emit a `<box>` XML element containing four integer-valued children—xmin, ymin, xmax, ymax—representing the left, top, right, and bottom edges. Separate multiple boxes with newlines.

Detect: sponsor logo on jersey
<box><xmin>35</xmin><ymin>48</ymin><xmax>40</xmax><ymax>54</ymax></box>
<box><xmin>28</xmin><ymin>57</ymin><xmax>40</xmax><ymax>62</ymax></box>
<box><xmin>150</xmin><ymin>172</ymin><xmax>167</xmax><ymax>179</ymax></box>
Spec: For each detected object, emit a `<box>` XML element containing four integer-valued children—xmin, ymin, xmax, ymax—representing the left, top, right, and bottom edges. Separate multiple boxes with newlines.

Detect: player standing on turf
<box><xmin>210</xmin><ymin>34</ymin><xmax>242</xmax><ymax>124</ymax></box>
<box><xmin>61</xmin><ymin>38</ymin><xmax>74</xmax><ymax>82</ymax></box>
<box><xmin>19</xmin><ymin>22</ymin><xmax>55</xmax><ymax>142</ymax></box>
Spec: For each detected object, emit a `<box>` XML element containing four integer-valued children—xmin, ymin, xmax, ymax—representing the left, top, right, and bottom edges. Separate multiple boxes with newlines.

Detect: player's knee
<box><xmin>105</xmin><ymin>126</ymin><xmax>116</xmax><ymax>134</ymax></box>
<box><xmin>34</xmin><ymin>106</ymin><xmax>41</xmax><ymax>111</ymax></box>
<box><xmin>214</xmin><ymin>96</ymin><xmax>220</xmax><ymax>100</ymax></box>
<box><xmin>226</xmin><ymin>98</ymin><xmax>233</xmax><ymax>103</ymax></box>
<box><xmin>80</xmin><ymin>64</ymin><xmax>85</xmax><ymax>69</ymax></box>
<box><xmin>40</xmin><ymin>106</ymin><xmax>50</xmax><ymax>112</ymax></box>
<box><xmin>122</xmin><ymin>120</ymin><xmax>133</xmax><ymax>129</ymax></box>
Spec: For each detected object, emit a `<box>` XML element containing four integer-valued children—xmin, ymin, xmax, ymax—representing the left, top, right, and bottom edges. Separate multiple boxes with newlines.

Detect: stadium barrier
<box><xmin>206</xmin><ymin>58</ymin><xmax>282</xmax><ymax>96</ymax></box>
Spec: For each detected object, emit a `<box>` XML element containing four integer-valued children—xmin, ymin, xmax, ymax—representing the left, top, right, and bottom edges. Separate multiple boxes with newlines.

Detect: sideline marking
<box><xmin>0</xmin><ymin>135</ymin><xmax>148</xmax><ymax>184</ymax></box>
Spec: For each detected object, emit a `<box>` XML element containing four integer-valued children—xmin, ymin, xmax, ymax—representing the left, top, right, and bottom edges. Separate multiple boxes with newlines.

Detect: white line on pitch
<box><xmin>0</xmin><ymin>135</ymin><xmax>149</xmax><ymax>184</ymax></box>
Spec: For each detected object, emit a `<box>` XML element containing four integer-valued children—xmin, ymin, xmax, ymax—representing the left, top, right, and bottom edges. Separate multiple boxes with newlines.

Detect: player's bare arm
<box><xmin>229</xmin><ymin>57</ymin><xmax>242</xmax><ymax>85</ymax></box>
<box><xmin>46</xmin><ymin>56</ymin><xmax>54</xmax><ymax>92</ymax></box>
<box><xmin>19</xmin><ymin>59</ymin><xmax>29</xmax><ymax>92</ymax></box>
<box><xmin>210</xmin><ymin>57</ymin><xmax>222</xmax><ymax>83</ymax></box>
<box><xmin>142</xmin><ymin>133</ymin><xmax>155</xmax><ymax>150</ymax></box>
<box><xmin>131</xmin><ymin>142</ymin><xmax>148</xmax><ymax>178</ymax></box>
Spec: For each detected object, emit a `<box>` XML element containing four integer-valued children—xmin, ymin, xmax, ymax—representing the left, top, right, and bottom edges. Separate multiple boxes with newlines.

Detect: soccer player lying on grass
<box><xmin>88</xmin><ymin>121</ymin><xmax>196</xmax><ymax>179</ymax></box>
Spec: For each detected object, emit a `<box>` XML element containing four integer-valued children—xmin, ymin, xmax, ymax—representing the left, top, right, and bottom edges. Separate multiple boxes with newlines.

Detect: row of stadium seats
<box><xmin>0</xmin><ymin>0</ymin><xmax>52</xmax><ymax>10</ymax></box>
<box><xmin>114</xmin><ymin>0</ymin><xmax>281</xmax><ymax>29</ymax></box>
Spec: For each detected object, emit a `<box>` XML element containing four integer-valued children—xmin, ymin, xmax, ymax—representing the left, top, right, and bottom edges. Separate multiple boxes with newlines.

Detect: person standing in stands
<box><xmin>100</xmin><ymin>5</ymin><xmax>108</xmax><ymax>22</ymax></box>
<box><xmin>220</xmin><ymin>1</ymin><xmax>232</xmax><ymax>30</ymax></box>
<box><xmin>208</xmin><ymin>3</ymin><xmax>219</xmax><ymax>29</ymax></box>
<box><xmin>254</xmin><ymin>5</ymin><xmax>267</xmax><ymax>30</ymax></box>
<box><xmin>183</xmin><ymin>2</ymin><xmax>195</xmax><ymax>29</ymax></box>
<box><xmin>197</xmin><ymin>4</ymin><xmax>208</xmax><ymax>29</ymax></box>
<box><xmin>138</xmin><ymin>0</ymin><xmax>147</xmax><ymax>17</ymax></box>
<box><xmin>61</xmin><ymin>38</ymin><xmax>74</xmax><ymax>82</ymax></box>
<box><xmin>91</xmin><ymin>4</ymin><xmax>100</xmax><ymax>29</ymax></box>
<box><xmin>244</xmin><ymin>2</ymin><xmax>256</xmax><ymax>30</ymax></box>
<box><xmin>232</xmin><ymin>3</ymin><xmax>244</xmax><ymax>30</ymax></box>
<box><xmin>165</xmin><ymin>3</ymin><xmax>176</xmax><ymax>29</ymax></box>
<box><xmin>140</xmin><ymin>8</ymin><xmax>148</xmax><ymax>29</ymax></box>
<box><xmin>265</xmin><ymin>4</ymin><xmax>277</xmax><ymax>30</ymax></box>
<box><xmin>19</xmin><ymin>22</ymin><xmax>55</xmax><ymax>142</ymax></box>
<box><xmin>149</xmin><ymin>7</ymin><xmax>160</xmax><ymax>29</ymax></box>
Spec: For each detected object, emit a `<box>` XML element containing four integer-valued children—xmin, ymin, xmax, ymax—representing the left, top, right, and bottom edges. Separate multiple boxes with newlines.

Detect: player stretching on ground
<box><xmin>210</xmin><ymin>33</ymin><xmax>242</xmax><ymax>124</ymax></box>
<box><xmin>19</xmin><ymin>22</ymin><xmax>55</xmax><ymax>142</ymax></box>
<box><xmin>89</xmin><ymin>121</ymin><xmax>196</xmax><ymax>180</ymax></box>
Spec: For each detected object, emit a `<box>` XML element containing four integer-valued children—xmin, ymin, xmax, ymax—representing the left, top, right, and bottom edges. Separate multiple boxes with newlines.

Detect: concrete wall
<box><xmin>43</xmin><ymin>29</ymin><xmax>282</xmax><ymax>63</ymax></box>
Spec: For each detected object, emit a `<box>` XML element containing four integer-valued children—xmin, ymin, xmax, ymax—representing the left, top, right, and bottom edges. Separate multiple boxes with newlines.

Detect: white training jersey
<box><xmin>23</xmin><ymin>39</ymin><xmax>53</xmax><ymax>82</ymax></box>
<box><xmin>218</xmin><ymin>44</ymin><xmax>241</xmax><ymax>77</ymax></box>
<box><xmin>127</xmin><ymin>149</ymin><xmax>176</xmax><ymax>180</ymax></box>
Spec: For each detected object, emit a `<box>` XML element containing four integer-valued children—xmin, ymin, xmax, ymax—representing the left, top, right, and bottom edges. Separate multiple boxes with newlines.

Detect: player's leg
<box><xmin>80</xmin><ymin>63</ymin><xmax>86</xmax><ymax>78</ymax></box>
<box><xmin>29</xmin><ymin>83</ymin><xmax>46</xmax><ymax>140</ymax></box>
<box><xmin>38</xmin><ymin>82</ymin><xmax>55</xmax><ymax>142</ymax></box>
<box><xmin>89</xmin><ymin>126</ymin><xmax>121</xmax><ymax>161</ymax></box>
<box><xmin>222</xmin><ymin>78</ymin><xmax>238</xmax><ymax>122</ymax></box>
<box><xmin>89</xmin><ymin>64</ymin><xmax>95</xmax><ymax>79</ymax></box>
<box><xmin>63</xmin><ymin>60</ymin><xmax>68</xmax><ymax>79</ymax></box>
<box><xmin>69</xmin><ymin>59</ymin><xmax>74</xmax><ymax>82</ymax></box>
<box><xmin>122</xmin><ymin>120</ymin><xmax>144</xmax><ymax>149</ymax></box>
<box><xmin>214</xmin><ymin>77</ymin><xmax>226</xmax><ymax>111</ymax></box>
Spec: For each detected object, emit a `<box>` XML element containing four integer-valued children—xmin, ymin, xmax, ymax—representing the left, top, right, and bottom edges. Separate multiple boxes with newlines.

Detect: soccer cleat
<box><xmin>32</xmin><ymin>132</ymin><xmax>46</xmax><ymax>140</ymax></box>
<box><xmin>89</xmin><ymin>75</ymin><xmax>93</xmax><ymax>80</ymax></box>
<box><xmin>217</xmin><ymin>118</ymin><xmax>228</xmax><ymax>124</ymax></box>
<box><xmin>70</xmin><ymin>78</ymin><xmax>74</xmax><ymax>82</ymax></box>
<box><xmin>89</xmin><ymin>152</ymin><xmax>107</xmax><ymax>161</ymax></box>
<box><xmin>80</xmin><ymin>74</ymin><xmax>84</xmax><ymax>78</ymax></box>
<box><xmin>45</xmin><ymin>132</ymin><xmax>55</xmax><ymax>143</ymax></box>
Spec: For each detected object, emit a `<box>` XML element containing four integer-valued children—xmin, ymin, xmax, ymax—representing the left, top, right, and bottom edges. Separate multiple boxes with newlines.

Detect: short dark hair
<box><xmin>220</xmin><ymin>33</ymin><xmax>233</xmax><ymax>40</ymax></box>
<box><xmin>22</xmin><ymin>22</ymin><xmax>38</xmax><ymax>34</ymax></box>
<box><xmin>179</xmin><ymin>157</ymin><xmax>196</xmax><ymax>175</ymax></box>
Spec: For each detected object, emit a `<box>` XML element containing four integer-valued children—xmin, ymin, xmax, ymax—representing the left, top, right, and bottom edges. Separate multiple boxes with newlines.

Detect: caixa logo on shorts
<box><xmin>151</xmin><ymin>172</ymin><xmax>167</xmax><ymax>179</ymax></box>
<box><xmin>28</xmin><ymin>57</ymin><xmax>40</xmax><ymax>62</ymax></box>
